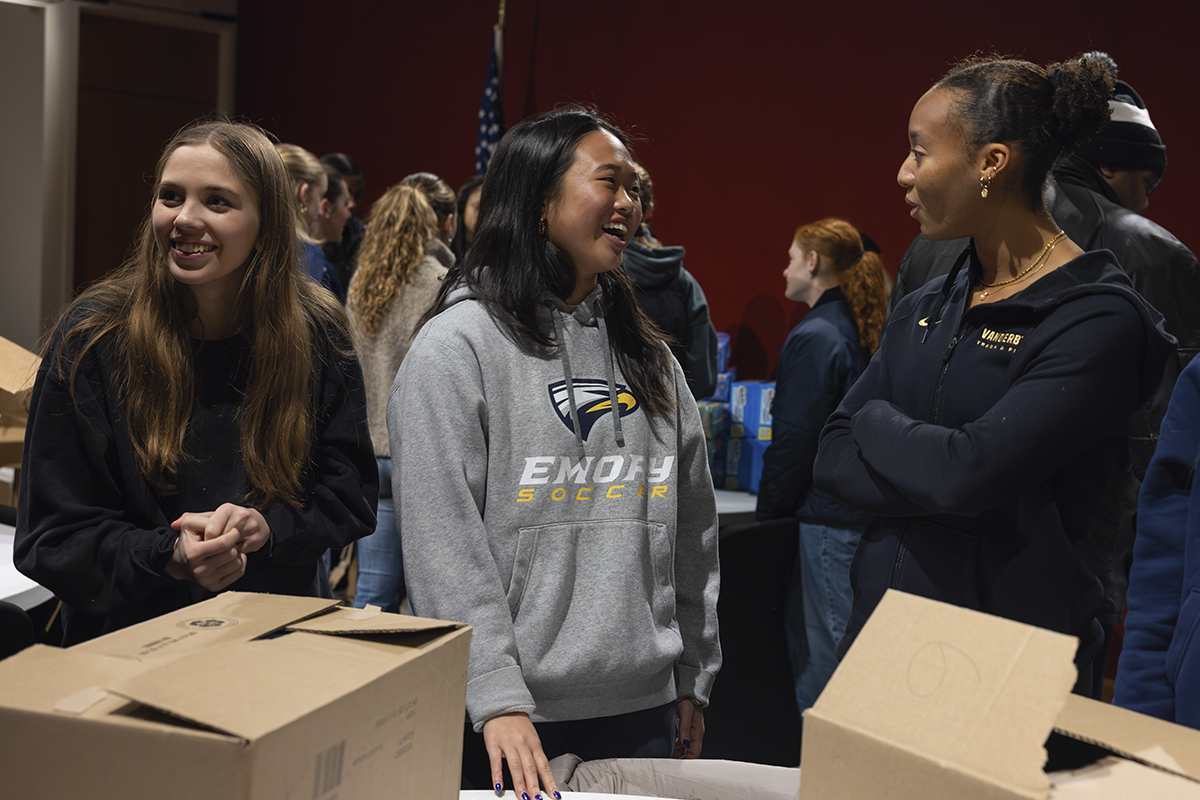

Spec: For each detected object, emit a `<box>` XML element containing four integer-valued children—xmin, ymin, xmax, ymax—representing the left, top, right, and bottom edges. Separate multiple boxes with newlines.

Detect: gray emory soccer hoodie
<box><xmin>387</xmin><ymin>282</ymin><xmax>721</xmax><ymax>730</ymax></box>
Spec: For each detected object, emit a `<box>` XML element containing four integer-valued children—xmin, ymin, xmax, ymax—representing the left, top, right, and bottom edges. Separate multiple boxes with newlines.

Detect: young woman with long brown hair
<box><xmin>755</xmin><ymin>216</ymin><xmax>888</xmax><ymax>715</ymax></box>
<box><xmin>15</xmin><ymin>119</ymin><xmax>378</xmax><ymax>645</ymax></box>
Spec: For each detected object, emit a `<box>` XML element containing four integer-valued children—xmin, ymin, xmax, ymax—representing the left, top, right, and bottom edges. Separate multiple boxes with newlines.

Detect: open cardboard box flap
<box><xmin>285</xmin><ymin>603</ymin><xmax>466</xmax><ymax>635</ymax></box>
<box><xmin>0</xmin><ymin>335</ymin><xmax>38</xmax><ymax>426</ymax></box>
<box><xmin>101</xmin><ymin>605</ymin><xmax>470</xmax><ymax>741</ymax></box>
<box><xmin>801</xmin><ymin>590</ymin><xmax>1200</xmax><ymax>799</ymax></box>
<box><xmin>1053</xmin><ymin>692</ymin><xmax>1200</xmax><ymax>780</ymax></box>
<box><xmin>804</xmin><ymin>590</ymin><xmax>1076</xmax><ymax>798</ymax></box>
<box><xmin>71</xmin><ymin>592</ymin><xmax>341</xmax><ymax>660</ymax></box>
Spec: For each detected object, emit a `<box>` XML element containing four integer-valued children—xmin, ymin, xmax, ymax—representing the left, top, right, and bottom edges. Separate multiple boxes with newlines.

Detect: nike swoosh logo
<box><xmin>918</xmin><ymin>317</ymin><xmax>932</xmax><ymax>327</ymax></box>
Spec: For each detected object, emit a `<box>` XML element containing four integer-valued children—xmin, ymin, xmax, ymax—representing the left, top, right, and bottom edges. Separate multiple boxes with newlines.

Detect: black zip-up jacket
<box><xmin>815</xmin><ymin>248</ymin><xmax>1174</xmax><ymax>658</ymax></box>
<box><xmin>885</xmin><ymin>157</ymin><xmax>1200</xmax><ymax>624</ymax></box>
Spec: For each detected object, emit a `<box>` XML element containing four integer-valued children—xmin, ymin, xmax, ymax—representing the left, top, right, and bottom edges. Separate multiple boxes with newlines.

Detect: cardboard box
<box><xmin>0</xmin><ymin>334</ymin><xmax>37</xmax><ymax>429</ymax></box>
<box><xmin>730</xmin><ymin>381</ymin><xmax>774</xmax><ymax>440</ymax></box>
<box><xmin>800</xmin><ymin>590</ymin><xmax>1200</xmax><ymax>799</ymax></box>
<box><xmin>724</xmin><ymin>437</ymin><xmax>768</xmax><ymax>493</ymax></box>
<box><xmin>697</xmin><ymin>400</ymin><xmax>730</xmax><ymax>437</ymax></box>
<box><xmin>0</xmin><ymin>592</ymin><xmax>472</xmax><ymax>799</ymax></box>
<box><xmin>705</xmin><ymin>369</ymin><xmax>737</xmax><ymax>403</ymax></box>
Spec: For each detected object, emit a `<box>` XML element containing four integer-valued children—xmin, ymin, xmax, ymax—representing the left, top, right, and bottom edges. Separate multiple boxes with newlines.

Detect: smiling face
<box><xmin>897</xmin><ymin>88</ymin><xmax>984</xmax><ymax>241</ymax></box>
<box><xmin>152</xmin><ymin>143</ymin><xmax>260</xmax><ymax>300</ymax></box>
<box><xmin>544</xmin><ymin>129</ymin><xmax>641</xmax><ymax>302</ymax></box>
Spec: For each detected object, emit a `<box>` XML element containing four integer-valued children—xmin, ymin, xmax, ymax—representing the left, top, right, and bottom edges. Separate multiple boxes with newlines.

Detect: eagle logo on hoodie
<box><xmin>549</xmin><ymin>379</ymin><xmax>638</xmax><ymax>441</ymax></box>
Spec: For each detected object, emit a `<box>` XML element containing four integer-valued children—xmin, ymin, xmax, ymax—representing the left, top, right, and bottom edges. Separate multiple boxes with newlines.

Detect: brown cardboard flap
<box><xmin>1048</xmin><ymin>756</ymin><xmax>1200</xmax><ymax>798</ymax></box>
<box><xmin>0</xmin><ymin>335</ymin><xmax>37</xmax><ymax>426</ymax></box>
<box><xmin>1054</xmin><ymin>693</ymin><xmax>1200</xmax><ymax>782</ymax></box>
<box><xmin>286</xmin><ymin>604</ymin><xmax>467</xmax><ymax>636</ymax></box>
<box><xmin>107</xmin><ymin>632</ymin><xmax>415</xmax><ymax>741</ymax></box>
<box><xmin>0</xmin><ymin>646</ymin><xmax>140</xmax><ymax>713</ymax></box>
<box><xmin>812</xmin><ymin>591</ymin><xmax>1077</xmax><ymax>797</ymax></box>
<box><xmin>73</xmin><ymin>592</ymin><xmax>341</xmax><ymax>660</ymax></box>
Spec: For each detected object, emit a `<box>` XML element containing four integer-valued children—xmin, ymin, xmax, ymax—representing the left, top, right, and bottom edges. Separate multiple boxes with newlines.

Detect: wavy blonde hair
<box><xmin>348</xmin><ymin>174</ymin><xmax>453</xmax><ymax>336</ymax></box>
<box><xmin>275</xmin><ymin>142</ymin><xmax>324</xmax><ymax>243</ymax></box>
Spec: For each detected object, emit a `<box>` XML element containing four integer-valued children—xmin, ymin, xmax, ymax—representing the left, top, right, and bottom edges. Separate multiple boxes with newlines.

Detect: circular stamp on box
<box><xmin>176</xmin><ymin>617</ymin><xmax>239</xmax><ymax>630</ymax></box>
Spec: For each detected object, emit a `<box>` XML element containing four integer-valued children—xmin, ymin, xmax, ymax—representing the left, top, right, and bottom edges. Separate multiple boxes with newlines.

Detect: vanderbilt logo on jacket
<box><xmin>977</xmin><ymin>327</ymin><xmax>1024</xmax><ymax>353</ymax></box>
<box><xmin>549</xmin><ymin>378</ymin><xmax>638</xmax><ymax>441</ymax></box>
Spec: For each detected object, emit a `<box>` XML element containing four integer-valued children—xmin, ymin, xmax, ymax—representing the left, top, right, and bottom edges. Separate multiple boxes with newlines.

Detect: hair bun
<box><xmin>1047</xmin><ymin>54</ymin><xmax>1115</xmax><ymax>153</ymax></box>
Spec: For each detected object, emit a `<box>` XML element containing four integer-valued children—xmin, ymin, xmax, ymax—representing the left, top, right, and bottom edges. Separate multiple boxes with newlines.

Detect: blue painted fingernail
<box><xmin>495</xmin><ymin>784</ymin><xmax>503</xmax><ymax>795</ymax></box>
<box><xmin>522</xmin><ymin>793</ymin><xmax>531</xmax><ymax>800</ymax></box>
<box><xmin>554</xmin><ymin>793</ymin><xmax>562</xmax><ymax>800</ymax></box>
<box><xmin>683</xmin><ymin>738</ymin><xmax>691</xmax><ymax>749</ymax></box>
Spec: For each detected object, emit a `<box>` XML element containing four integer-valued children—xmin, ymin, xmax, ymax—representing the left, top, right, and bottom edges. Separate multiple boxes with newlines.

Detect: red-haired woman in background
<box><xmin>756</xmin><ymin>217</ymin><xmax>887</xmax><ymax>714</ymax></box>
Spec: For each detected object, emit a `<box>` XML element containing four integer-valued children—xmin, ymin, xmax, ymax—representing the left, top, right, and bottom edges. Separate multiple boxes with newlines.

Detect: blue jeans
<box><xmin>353</xmin><ymin>457</ymin><xmax>404</xmax><ymax>612</ymax></box>
<box><xmin>785</xmin><ymin>522</ymin><xmax>861</xmax><ymax>713</ymax></box>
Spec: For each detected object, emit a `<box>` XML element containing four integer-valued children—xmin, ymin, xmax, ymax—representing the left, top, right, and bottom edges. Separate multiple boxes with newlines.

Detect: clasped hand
<box><xmin>165</xmin><ymin>503</ymin><xmax>270</xmax><ymax>591</ymax></box>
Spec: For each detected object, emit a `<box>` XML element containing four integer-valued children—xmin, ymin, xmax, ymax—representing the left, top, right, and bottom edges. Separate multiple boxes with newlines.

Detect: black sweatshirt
<box><xmin>815</xmin><ymin>248</ymin><xmax>1174</xmax><ymax>657</ymax></box>
<box><xmin>15</xmin><ymin>312</ymin><xmax>378</xmax><ymax>644</ymax></box>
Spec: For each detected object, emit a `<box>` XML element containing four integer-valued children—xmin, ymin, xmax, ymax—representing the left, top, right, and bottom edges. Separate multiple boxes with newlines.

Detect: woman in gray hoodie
<box><xmin>389</xmin><ymin>108</ymin><xmax>721</xmax><ymax>799</ymax></box>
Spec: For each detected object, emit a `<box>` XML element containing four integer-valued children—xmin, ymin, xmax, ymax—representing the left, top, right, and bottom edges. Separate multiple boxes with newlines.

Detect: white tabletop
<box><xmin>0</xmin><ymin>523</ymin><xmax>53</xmax><ymax>610</ymax></box>
<box><xmin>713</xmin><ymin>488</ymin><xmax>757</xmax><ymax>528</ymax></box>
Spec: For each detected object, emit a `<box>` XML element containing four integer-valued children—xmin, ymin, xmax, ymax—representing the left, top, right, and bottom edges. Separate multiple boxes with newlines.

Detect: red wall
<box><xmin>237</xmin><ymin>0</ymin><xmax>1200</xmax><ymax>379</ymax></box>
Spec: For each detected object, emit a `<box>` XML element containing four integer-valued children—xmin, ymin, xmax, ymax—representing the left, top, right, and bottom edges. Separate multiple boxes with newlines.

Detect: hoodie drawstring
<box><xmin>550</xmin><ymin>306</ymin><xmax>587</xmax><ymax>459</ymax></box>
<box><xmin>593</xmin><ymin>299</ymin><xmax>626</xmax><ymax>448</ymax></box>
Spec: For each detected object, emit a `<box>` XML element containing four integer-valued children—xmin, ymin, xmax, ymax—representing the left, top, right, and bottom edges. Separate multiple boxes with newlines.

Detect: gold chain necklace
<box><xmin>977</xmin><ymin>231</ymin><xmax>1065</xmax><ymax>300</ymax></box>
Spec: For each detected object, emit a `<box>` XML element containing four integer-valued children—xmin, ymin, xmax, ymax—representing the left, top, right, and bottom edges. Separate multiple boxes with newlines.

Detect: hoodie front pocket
<box><xmin>506</xmin><ymin>519</ymin><xmax>680</xmax><ymax>696</ymax></box>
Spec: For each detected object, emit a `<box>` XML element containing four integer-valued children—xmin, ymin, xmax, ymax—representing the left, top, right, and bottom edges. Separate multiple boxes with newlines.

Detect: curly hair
<box><xmin>347</xmin><ymin>173</ymin><xmax>454</xmax><ymax>336</ymax></box>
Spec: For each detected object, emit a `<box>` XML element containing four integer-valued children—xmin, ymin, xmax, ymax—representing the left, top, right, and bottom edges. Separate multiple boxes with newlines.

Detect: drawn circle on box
<box><xmin>176</xmin><ymin>617</ymin><xmax>239</xmax><ymax>630</ymax></box>
<box><xmin>906</xmin><ymin>641</ymin><xmax>982</xmax><ymax>697</ymax></box>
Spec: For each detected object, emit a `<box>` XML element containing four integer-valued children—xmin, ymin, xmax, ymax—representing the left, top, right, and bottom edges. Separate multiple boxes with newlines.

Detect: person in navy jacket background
<box><xmin>1115</xmin><ymin>356</ymin><xmax>1200</xmax><ymax>728</ymax></box>
<box><xmin>755</xmin><ymin>217</ymin><xmax>887</xmax><ymax>714</ymax></box>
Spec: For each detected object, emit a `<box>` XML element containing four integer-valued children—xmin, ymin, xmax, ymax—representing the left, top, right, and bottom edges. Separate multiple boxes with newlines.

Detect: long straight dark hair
<box><xmin>426</xmin><ymin>107</ymin><xmax>676</xmax><ymax>420</ymax></box>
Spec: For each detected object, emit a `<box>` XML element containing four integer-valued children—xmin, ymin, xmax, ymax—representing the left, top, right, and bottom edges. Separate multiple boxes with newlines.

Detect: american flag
<box><xmin>474</xmin><ymin>23</ymin><xmax>505</xmax><ymax>175</ymax></box>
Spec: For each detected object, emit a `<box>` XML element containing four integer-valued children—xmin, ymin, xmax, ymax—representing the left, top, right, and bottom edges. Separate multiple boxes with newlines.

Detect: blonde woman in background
<box><xmin>276</xmin><ymin>143</ymin><xmax>341</xmax><ymax>298</ymax></box>
<box><xmin>347</xmin><ymin>172</ymin><xmax>456</xmax><ymax>612</ymax></box>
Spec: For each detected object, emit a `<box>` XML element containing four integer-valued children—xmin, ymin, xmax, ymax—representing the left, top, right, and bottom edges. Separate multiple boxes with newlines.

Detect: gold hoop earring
<box><xmin>539</xmin><ymin>217</ymin><xmax>547</xmax><ymax>237</ymax></box>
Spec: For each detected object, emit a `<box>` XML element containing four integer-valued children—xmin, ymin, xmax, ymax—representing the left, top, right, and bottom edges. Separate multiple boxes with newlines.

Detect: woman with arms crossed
<box><xmin>16</xmin><ymin>120</ymin><xmax>377</xmax><ymax>645</ymax></box>
<box><xmin>813</xmin><ymin>55</ymin><xmax>1173</xmax><ymax>692</ymax></box>
<box><xmin>390</xmin><ymin>108</ymin><xmax>720</xmax><ymax>799</ymax></box>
